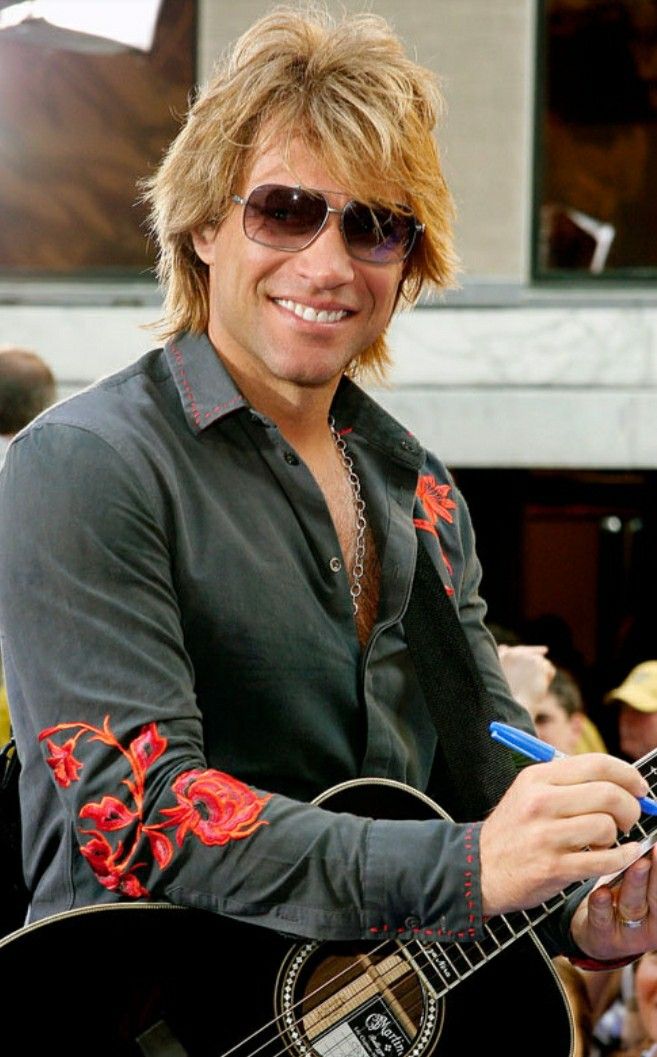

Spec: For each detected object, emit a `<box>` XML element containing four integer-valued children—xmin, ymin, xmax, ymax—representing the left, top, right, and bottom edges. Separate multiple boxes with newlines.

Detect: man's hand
<box><xmin>570</xmin><ymin>847</ymin><xmax>657</xmax><ymax>962</ymax></box>
<box><xmin>497</xmin><ymin>643</ymin><xmax>555</xmax><ymax>710</ymax></box>
<box><xmin>479</xmin><ymin>752</ymin><xmax>650</xmax><ymax>917</ymax></box>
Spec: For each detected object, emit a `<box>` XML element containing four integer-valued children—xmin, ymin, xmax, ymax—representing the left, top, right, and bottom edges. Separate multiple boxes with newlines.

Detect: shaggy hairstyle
<box><xmin>143</xmin><ymin>5</ymin><xmax>458</xmax><ymax>380</ymax></box>
<box><xmin>549</xmin><ymin>667</ymin><xmax>584</xmax><ymax>718</ymax></box>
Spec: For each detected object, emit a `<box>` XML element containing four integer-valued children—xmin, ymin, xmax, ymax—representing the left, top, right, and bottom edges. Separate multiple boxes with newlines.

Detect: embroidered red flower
<box><xmin>80</xmin><ymin>833</ymin><xmax>120</xmax><ymax>878</ymax></box>
<box><xmin>40</xmin><ymin>716</ymin><xmax>167</xmax><ymax>897</ymax></box>
<box><xmin>144</xmin><ymin>828</ymin><xmax>173</xmax><ymax>869</ymax></box>
<box><xmin>416</xmin><ymin>474</ymin><xmax>456</xmax><ymax>526</ymax></box>
<box><xmin>129</xmin><ymin>723</ymin><xmax>167</xmax><ymax>775</ymax></box>
<box><xmin>79</xmin><ymin>796</ymin><xmax>136</xmax><ymax>831</ymax></box>
<box><xmin>159</xmin><ymin>770</ymin><xmax>271</xmax><ymax>847</ymax></box>
<box><xmin>80</xmin><ymin>834</ymin><xmax>148</xmax><ymax>898</ymax></box>
<box><xmin>44</xmin><ymin>737</ymin><xmax>83</xmax><ymax>787</ymax></box>
<box><xmin>39</xmin><ymin>716</ymin><xmax>271</xmax><ymax>900</ymax></box>
<box><xmin>414</xmin><ymin>473</ymin><xmax>457</xmax><ymax>577</ymax></box>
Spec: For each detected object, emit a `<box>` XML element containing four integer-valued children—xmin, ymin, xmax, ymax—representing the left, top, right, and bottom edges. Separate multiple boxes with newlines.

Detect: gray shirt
<box><xmin>0</xmin><ymin>331</ymin><xmax>570</xmax><ymax>948</ymax></box>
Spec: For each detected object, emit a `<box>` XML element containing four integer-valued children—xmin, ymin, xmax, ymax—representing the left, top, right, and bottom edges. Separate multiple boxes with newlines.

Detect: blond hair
<box><xmin>143</xmin><ymin>5</ymin><xmax>458</xmax><ymax>380</ymax></box>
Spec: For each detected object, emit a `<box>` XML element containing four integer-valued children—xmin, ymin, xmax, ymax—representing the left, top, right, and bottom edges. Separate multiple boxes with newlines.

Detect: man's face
<box><xmin>618</xmin><ymin>703</ymin><xmax>657</xmax><ymax>762</ymax></box>
<box><xmin>192</xmin><ymin>135</ymin><xmax>403</xmax><ymax>405</ymax></box>
<box><xmin>527</xmin><ymin>691</ymin><xmax>583</xmax><ymax>756</ymax></box>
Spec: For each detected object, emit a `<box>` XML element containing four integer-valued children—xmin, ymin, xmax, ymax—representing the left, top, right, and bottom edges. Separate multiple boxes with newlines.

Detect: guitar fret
<box><xmin>361</xmin><ymin>770</ymin><xmax>657</xmax><ymax>1026</ymax></box>
<box><xmin>459</xmin><ymin>940</ymin><xmax>488</xmax><ymax>969</ymax></box>
<box><xmin>483</xmin><ymin>915</ymin><xmax>515</xmax><ymax>944</ymax></box>
<box><xmin>442</xmin><ymin>943</ymin><xmax>472</xmax><ymax>978</ymax></box>
<box><xmin>412</xmin><ymin>940</ymin><xmax>463</xmax><ymax>994</ymax></box>
<box><xmin>328</xmin><ymin>767</ymin><xmax>657</xmax><ymax>1029</ymax></box>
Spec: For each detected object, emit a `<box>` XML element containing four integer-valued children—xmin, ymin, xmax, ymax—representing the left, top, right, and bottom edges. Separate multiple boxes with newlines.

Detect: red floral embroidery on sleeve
<box><xmin>414</xmin><ymin>473</ymin><xmax>457</xmax><ymax>576</ymax></box>
<box><xmin>158</xmin><ymin>770</ymin><xmax>271</xmax><ymax>847</ymax></box>
<box><xmin>38</xmin><ymin>717</ymin><xmax>271</xmax><ymax>898</ymax></box>
<box><xmin>43</xmin><ymin>737</ymin><xmax>84</xmax><ymax>787</ymax></box>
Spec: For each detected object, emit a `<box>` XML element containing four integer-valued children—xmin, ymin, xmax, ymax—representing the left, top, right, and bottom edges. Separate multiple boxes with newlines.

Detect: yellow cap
<box><xmin>605</xmin><ymin>661</ymin><xmax>657</xmax><ymax>713</ymax></box>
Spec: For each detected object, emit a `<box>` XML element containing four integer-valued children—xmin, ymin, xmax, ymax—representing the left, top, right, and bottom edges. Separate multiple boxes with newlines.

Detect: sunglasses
<box><xmin>231</xmin><ymin>183</ymin><xmax>423</xmax><ymax>265</ymax></box>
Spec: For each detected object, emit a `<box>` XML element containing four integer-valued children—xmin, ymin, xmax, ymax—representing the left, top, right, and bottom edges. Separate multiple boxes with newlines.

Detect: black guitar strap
<box><xmin>404</xmin><ymin>540</ymin><xmax>518</xmax><ymax>823</ymax></box>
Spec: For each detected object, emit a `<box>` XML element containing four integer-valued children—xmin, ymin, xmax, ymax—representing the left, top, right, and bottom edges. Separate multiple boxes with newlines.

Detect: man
<box><xmin>0</xmin><ymin>346</ymin><xmax>56</xmax><ymax>468</ymax></box>
<box><xmin>525</xmin><ymin>666</ymin><xmax>587</xmax><ymax>757</ymax></box>
<box><xmin>0</xmin><ymin>5</ymin><xmax>655</xmax><ymax>1030</ymax></box>
<box><xmin>607</xmin><ymin>661</ymin><xmax>657</xmax><ymax>762</ymax></box>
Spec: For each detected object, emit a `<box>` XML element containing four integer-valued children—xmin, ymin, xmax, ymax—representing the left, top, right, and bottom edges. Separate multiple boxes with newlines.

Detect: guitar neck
<box><xmin>408</xmin><ymin>747</ymin><xmax>657</xmax><ymax>999</ymax></box>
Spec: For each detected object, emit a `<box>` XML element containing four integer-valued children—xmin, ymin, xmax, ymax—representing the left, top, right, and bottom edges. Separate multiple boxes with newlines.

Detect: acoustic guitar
<box><xmin>3</xmin><ymin>775</ymin><xmax>655</xmax><ymax>1057</ymax></box>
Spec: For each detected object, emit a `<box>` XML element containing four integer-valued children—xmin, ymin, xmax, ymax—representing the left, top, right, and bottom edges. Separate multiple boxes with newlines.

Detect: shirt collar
<box><xmin>165</xmin><ymin>331</ymin><xmax>248</xmax><ymax>435</ymax></box>
<box><xmin>332</xmin><ymin>375</ymin><xmax>425</xmax><ymax>471</ymax></box>
<box><xmin>165</xmin><ymin>331</ymin><xmax>425</xmax><ymax>470</ymax></box>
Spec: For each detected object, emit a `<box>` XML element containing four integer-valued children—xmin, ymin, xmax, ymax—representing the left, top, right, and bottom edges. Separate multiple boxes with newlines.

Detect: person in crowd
<box><xmin>491</xmin><ymin>619</ymin><xmax>607</xmax><ymax>757</ymax></box>
<box><xmin>1</xmin><ymin>10</ymin><xmax>657</xmax><ymax>1050</ymax></box>
<box><xmin>603</xmin><ymin>950</ymin><xmax>657</xmax><ymax>1057</ymax></box>
<box><xmin>606</xmin><ymin>661</ymin><xmax>657</xmax><ymax>763</ymax></box>
<box><xmin>496</xmin><ymin>639</ymin><xmax>556</xmax><ymax>712</ymax></box>
<box><xmin>0</xmin><ymin>346</ymin><xmax>56</xmax><ymax>469</ymax></box>
<box><xmin>529</xmin><ymin>665</ymin><xmax>607</xmax><ymax>757</ymax></box>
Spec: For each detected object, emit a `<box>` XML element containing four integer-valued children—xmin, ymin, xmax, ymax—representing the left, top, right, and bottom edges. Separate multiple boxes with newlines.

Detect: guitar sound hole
<box><xmin>276</xmin><ymin>940</ymin><xmax>442</xmax><ymax>1057</ymax></box>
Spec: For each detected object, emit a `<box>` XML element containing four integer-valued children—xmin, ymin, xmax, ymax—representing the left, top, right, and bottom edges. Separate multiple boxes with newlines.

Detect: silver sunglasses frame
<box><xmin>231</xmin><ymin>184</ymin><xmax>424</xmax><ymax>264</ymax></box>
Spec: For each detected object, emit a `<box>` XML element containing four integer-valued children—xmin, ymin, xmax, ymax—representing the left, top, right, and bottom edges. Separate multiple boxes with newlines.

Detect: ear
<box><xmin>191</xmin><ymin>225</ymin><xmax>216</xmax><ymax>265</ymax></box>
<box><xmin>570</xmin><ymin>713</ymin><xmax>585</xmax><ymax>740</ymax></box>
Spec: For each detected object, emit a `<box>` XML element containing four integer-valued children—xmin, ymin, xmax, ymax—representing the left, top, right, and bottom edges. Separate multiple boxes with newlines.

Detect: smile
<box><xmin>274</xmin><ymin>299</ymin><xmax>351</xmax><ymax>323</ymax></box>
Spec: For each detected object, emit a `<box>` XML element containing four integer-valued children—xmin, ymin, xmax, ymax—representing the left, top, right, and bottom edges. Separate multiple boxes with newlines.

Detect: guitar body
<box><xmin>0</xmin><ymin>779</ymin><xmax>573</xmax><ymax>1057</ymax></box>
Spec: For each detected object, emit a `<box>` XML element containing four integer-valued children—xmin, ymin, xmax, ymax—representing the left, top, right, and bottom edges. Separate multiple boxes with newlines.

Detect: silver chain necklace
<box><xmin>329</xmin><ymin>416</ymin><xmax>367</xmax><ymax>616</ymax></box>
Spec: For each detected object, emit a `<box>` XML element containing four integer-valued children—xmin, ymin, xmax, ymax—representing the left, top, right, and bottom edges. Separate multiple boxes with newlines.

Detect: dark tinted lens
<box><xmin>343</xmin><ymin>202</ymin><xmax>415</xmax><ymax>262</ymax></box>
<box><xmin>243</xmin><ymin>185</ymin><xmax>327</xmax><ymax>248</ymax></box>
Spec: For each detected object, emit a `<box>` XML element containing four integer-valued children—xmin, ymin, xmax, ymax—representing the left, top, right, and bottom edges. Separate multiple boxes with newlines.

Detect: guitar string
<box><xmin>215</xmin><ymin>936</ymin><xmax>422</xmax><ymax>1057</ymax></box>
<box><xmin>215</xmin><ymin>933</ymin><xmax>408</xmax><ymax>1057</ymax></box>
<box><xmin>217</xmin><ymin>848</ymin><xmax>653</xmax><ymax>1057</ymax></box>
<box><xmin>213</xmin><ymin>905</ymin><xmax>561</xmax><ymax>1057</ymax></box>
<box><xmin>215</xmin><ymin>766</ymin><xmax>657</xmax><ymax>1057</ymax></box>
<box><xmin>214</xmin><ymin>918</ymin><xmax>541</xmax><ymax>1057</ymax></box>
<box><xmin>217</xmin><ymin>889</ymin><xmax>598</xmax><ymax>1057</ymax></box>
<box><xmin>216</xmin><ymin>833</ymin><xmax>656</xmax><ymax>1057</ymax></box>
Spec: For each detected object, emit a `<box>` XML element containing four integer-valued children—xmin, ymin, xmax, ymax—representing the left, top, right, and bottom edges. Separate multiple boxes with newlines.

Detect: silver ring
<box><xmin>619</xmin><ymin>914</ymin><xmax>648</xmax><ymax>929</ymax></box>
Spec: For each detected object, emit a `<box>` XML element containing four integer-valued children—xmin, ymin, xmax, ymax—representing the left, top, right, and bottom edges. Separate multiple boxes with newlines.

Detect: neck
<box><xmin>211</xmin><ymin>349</ymin><xmax>344</xmax><ymax>455</ymax></box>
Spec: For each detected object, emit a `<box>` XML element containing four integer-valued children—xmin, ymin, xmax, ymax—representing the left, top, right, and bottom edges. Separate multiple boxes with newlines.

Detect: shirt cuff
<box><xmin>569</xmin><ymin>953</ymin><xmax>639</xmax><ymax>971</ymax></box>
<box><xmin>364</xmin><ymin>817</ymin><xmax>484</xmax><ymax>940</ymax></box>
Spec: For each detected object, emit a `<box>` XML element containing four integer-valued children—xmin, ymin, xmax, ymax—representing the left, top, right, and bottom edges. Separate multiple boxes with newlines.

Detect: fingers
<box><xmin>536</xmin><ymin>752</ymin><xmax>650</xmax><ymax>801</ymax></box>
<box><xmin>616</xmin><ymin>857</ymin><xmax>652</xmax><ymax>924</ymax></box>
<box><xmin>481</xmin><ymin>755</ymin><xmax>655</xmax><ymax>917</ymax></box>
<box><xmin>539</xmin><ymin>780</ymin><xmax>641</xmax><ymax>838</ymax></box>
<box><xmin>571</xmin><ymin>849</ymin><xmax>657</xmax><ymax>961</ymax></box>
<box><xmin>498</xmin><ymin>644</ymin><xmax>549</xmax><ymax>657</ymax></box>
<box><xmin>514</xmin><ymin>759</ymin><xmax>644</xmax><ymax>836</ymax></box>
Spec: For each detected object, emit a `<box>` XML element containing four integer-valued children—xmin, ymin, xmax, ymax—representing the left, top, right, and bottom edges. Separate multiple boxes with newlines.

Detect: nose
<box><xmin>294</xmin><ymin>211</ymin><xmax>356</xmax><ymax>288</ymax></box>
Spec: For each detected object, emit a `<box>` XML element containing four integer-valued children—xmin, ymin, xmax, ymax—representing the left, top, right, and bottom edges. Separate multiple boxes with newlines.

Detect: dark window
<box><xmin>0</xmin><ymin>0</ymin><xmax>196</xmax><ymax>279</ymax></box>
<box><xmin>455</xmin><ymin>467</ymin><xmax>657</xmax><ymax>752</ymax></box>
<box><xmin>533</xmin><ymin>0</ymin><xmax>657</xmax><ymax>282</ymax></box>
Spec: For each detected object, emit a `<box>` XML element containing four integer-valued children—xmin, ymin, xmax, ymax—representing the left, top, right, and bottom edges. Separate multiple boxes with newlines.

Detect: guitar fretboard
<box><xmin>401</xmin><ymin>749</ymin><xmax>657</xmax><ymax>999</ymax></box>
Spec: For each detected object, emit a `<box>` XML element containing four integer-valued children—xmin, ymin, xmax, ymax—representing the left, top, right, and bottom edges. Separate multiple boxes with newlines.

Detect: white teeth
<box><xmin>276</xmin><ymin>299</ymin><xmax>348</xmax><ymax>323</ymax></box>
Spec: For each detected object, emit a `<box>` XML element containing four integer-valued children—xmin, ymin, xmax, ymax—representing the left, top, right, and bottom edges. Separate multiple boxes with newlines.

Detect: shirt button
<box><xmin>283</xmin><ymin>451</ymin><xmax>299</xmax><ymax>465</ymax></box>
<box><xmin>329</xmin><ymin>557</ymin><xmax>342</xmax><ymax>573</ymax></box>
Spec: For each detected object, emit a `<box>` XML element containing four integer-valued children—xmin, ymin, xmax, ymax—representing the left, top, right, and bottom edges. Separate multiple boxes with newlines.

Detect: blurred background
<box><xmin>1</xmin><ymin>0</ymin><xmax>656</xmax><ymax>749</ymax></box>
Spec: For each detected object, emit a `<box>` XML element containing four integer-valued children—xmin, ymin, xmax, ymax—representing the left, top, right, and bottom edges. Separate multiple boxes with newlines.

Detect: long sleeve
<box><xmin>0</xmin><ymin>420</ymin><xmax>482</xmax><ymax>940</ymax></box>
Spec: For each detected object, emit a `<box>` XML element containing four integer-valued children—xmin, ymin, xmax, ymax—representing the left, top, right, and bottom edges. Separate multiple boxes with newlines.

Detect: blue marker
<box><xmin>489</xmin><ymin>720</ymin><xmax>657</xmax><ymax>817</ymax></box>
